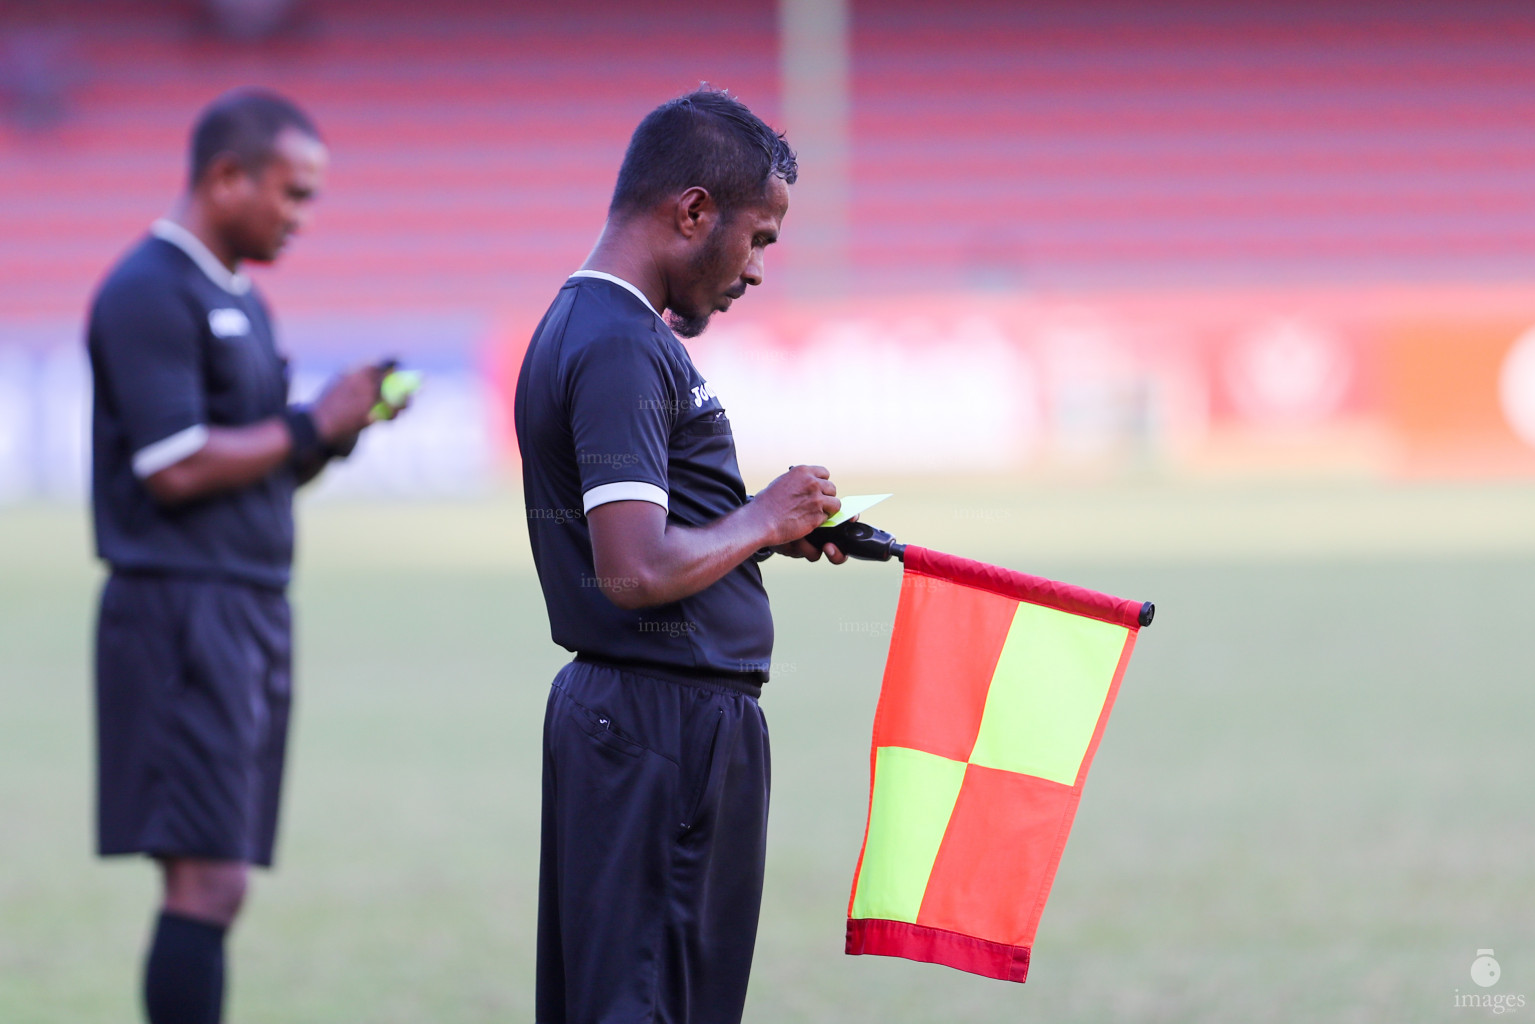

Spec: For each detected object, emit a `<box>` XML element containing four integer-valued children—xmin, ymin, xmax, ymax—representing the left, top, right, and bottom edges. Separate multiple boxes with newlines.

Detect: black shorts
<box><xmin>537</xmin><ymin>659</ymin><xmax>771</xmax><ymax>1024</ymax></box>
<box><xmin>95</xmin><ymin>572</ymin><xmax>292</xmax><ymax>867</ymax></box>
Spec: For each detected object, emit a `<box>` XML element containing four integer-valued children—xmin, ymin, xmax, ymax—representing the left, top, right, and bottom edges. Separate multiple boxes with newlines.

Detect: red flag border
<box><xmin>904</xmin><ymin>545</ymin><xmax>1146</xmax><ymax>630</ymax></box>
<box><xmin>846</xmin><ymin>918</ymin><xmax>1030</xmax><ymax>983</ymax></box>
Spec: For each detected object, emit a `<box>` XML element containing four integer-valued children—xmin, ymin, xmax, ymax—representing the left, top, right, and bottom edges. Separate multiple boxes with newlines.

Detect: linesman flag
<box><xmin>845</xmin><ymin>544</ymin><xmax>1152</xmax><ymax>982</ymax></box>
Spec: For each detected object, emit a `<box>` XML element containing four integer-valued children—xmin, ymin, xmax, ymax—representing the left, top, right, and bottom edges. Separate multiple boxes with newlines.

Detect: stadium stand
<box><xmin>854</xmin><ymin>0</ymin><xmax>1535</xmax><ymax>290</ymax></box>
<box><xmin>2</xmin><ymin>0</ymin><xmax>1534</xmax><ymax>344</ymax></box>
<box><xmin>0</xmin><ymin>0</ymin><xmax>777</xmax><ymax>346</ymax></box>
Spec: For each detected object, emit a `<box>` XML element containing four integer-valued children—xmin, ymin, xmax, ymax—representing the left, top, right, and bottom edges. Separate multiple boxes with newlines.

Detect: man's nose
<box><xmin>743</xmin><ymin>250</ymin><xmax>764</xmax><ymax>287</ymax></box>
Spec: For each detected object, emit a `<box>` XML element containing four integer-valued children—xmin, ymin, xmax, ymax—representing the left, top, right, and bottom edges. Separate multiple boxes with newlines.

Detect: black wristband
<box><xmin>283</xmin><ymin>406</ymin><xmax>325</xmax><ymax>469</ymax></box>
<box><xmin>325</xmin><ymin>431</ymin><xmax>359</xmax><ymax>461</ymax></box>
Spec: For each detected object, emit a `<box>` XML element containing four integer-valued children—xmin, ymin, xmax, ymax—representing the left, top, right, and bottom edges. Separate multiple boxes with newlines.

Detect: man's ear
<box><xmin>202</xmin><ymin>152</ymin><xmax>250</xmax><ymax>206</ymax></box>
<box><xmin>674</xmin><ymin>186</ymin><xmax>717</xmax><ymax>240</ymax></box>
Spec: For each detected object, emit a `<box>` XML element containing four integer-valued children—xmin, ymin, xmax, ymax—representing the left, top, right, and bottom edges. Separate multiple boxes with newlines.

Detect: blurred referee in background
<box><xmin>516</xmin><ymin>87</ymin><xmax>846</xmax><ymax>1024</ymax></box>
<box><xmin>86</xmin><ymin>89</ymin><xmax>398</xmax><ymax>1024</ymax></box>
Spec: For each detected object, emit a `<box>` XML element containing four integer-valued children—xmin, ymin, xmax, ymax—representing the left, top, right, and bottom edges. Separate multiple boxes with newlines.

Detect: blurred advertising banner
<box><xmin>482</xmin><ymin>283</ymin><xmax>1535</xmax><ymax>482</ymax></box>
<box><xmin>0</xmin><ymin>345</ymin><xmax>87</xmax><ymax>501</ymax></box>
<box><xmin>0</xmin><ymin>347</ymin><xmax>498</xmax><ymax>502</ymax></box>
<box><xmin>8</xmin><ymin>282</ymin><xmax>1535</xmax><ymax>503</ymax></box>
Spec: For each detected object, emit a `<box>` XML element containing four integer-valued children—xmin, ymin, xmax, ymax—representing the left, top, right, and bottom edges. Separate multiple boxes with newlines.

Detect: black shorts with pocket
<box><xmin>537</xmin><ymin>657</ymin><xmax>771</xmax><ymax>1024</ymax></box>
<box><xmin>95</xmin><ymin>571</ymin><xmax>292</xmax><ymax>867</ymax></box>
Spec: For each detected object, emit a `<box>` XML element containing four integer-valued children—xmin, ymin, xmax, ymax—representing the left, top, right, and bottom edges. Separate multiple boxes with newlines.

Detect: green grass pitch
<box><xmin>2</xmin><ymin>483</ymin><xmax>1532</xmax><ymax>1022</ymax></box>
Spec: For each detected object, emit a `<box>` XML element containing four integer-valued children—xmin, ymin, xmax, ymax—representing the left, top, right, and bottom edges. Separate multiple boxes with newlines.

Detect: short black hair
<box><xmin>609</xmin><ymin>86</ymin><xmax>797</xmax><ymax>218</ymax></box>
<box><xmin>188</xmin><ymin>88</ymin><xmax>319</xmax><ymax>186</ymax></box>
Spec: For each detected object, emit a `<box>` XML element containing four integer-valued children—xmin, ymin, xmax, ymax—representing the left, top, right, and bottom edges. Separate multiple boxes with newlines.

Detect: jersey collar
<box><xmin>569</xmin><ymin>269</ymin><xmax>664</xmax><ymax>323</ymax></box>
<box><xmin>151</xmin><ymin>219</ymin><xmax>252</xmax><ymax>296</ymax></box>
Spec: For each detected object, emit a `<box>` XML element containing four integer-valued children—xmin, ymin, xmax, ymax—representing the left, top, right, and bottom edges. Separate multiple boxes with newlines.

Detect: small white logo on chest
<box><xmin>209</xmin><ymin>308</ymin><xmax>251</xmax><ymax>339</ymax></box>
<box><xmin>690</xmin><ymin>381</ymin><xmax>717</xmax><ymax>407</ymax></box>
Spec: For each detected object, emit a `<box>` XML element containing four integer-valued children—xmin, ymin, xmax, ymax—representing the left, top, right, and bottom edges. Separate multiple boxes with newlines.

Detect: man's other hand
<box><xmin>771</xmin><ymin>537</ymin><xmax>848</xmax><ymax>564</ymax></box>
<box><xmin>311</xmin><ymin>364</ymin><xmax>389</xmax><ymax>445</ymax></box>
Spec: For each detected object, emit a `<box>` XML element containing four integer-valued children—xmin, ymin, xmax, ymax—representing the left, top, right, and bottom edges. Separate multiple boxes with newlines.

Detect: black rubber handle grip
<box><xmin>805</xmin><ymin>520</ymin><xmax>901</xmax><ymax>562</ymax></box>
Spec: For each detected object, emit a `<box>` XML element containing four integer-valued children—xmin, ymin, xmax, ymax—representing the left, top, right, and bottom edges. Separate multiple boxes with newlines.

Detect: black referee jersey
<box><xmin>87</xmin><ymin>220</ymin><xmax>296</xmax><ymax>589</ymax></box>
<box><xmin>514</xmin><ymin>271</ymin><xmax>774</xmax><ymax>685</ymax></box>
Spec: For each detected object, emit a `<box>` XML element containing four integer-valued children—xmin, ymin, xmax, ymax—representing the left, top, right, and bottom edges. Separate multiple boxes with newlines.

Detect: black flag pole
<box><xmin>805</xmin><ymin>519</ymin><xmax>1155</xmax><ymax>628</ymax></box>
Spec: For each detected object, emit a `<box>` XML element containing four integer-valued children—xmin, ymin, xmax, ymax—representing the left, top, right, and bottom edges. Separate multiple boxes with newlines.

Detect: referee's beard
<box><xmin>666</xmin><ymin>222</ymin><xmax>736</xmax><ymax>339</ymax></box>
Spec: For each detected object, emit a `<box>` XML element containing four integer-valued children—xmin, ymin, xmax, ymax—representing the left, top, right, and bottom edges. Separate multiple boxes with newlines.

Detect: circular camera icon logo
<box><xmin>1471</xmin><ymin>949</ymin><xmax>1501</xmax><ymax>988</ymax></box>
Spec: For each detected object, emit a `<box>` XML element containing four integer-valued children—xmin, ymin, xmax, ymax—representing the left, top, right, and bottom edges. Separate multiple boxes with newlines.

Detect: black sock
<box><xmin>143</xmin><ymin>911</ymin><xmax>227</xmax><ymax>1024</ymax></box>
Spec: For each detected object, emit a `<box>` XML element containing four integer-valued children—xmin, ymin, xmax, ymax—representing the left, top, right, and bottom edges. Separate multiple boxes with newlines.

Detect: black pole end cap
<box><xmin>1139</xmin><ymin>601</ymin><xmax>1155</xmax><ymax>627</ymax></box>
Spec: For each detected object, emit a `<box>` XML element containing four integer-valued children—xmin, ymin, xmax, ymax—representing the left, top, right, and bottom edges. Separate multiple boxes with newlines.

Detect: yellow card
<box><xmin>822</xmin><ymin>493</ymin><xmax>892</xmax><ymax>528</ymax></box>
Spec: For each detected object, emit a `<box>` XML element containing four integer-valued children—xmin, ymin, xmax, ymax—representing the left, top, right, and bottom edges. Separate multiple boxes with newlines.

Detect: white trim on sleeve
<box><xmin>582</xmin><ymin>480</ymin><xmax>669</xmax><ymax>514</ymax></box>
<box><xmin>131</xmin><ymin>424</ymin><xmax>209</xmax><ymax>479</ymax></box>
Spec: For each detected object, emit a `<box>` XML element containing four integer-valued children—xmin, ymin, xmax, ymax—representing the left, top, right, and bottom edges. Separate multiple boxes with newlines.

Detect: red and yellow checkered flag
<box><xmin>845</xmin><ymin>546</ymin><xmax>1150</xmax><ymax>982</ymax></box>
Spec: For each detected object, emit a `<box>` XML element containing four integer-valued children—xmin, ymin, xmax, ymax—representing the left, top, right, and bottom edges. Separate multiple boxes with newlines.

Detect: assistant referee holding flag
<box><xmin>87</xmin><ymin>89</ymin><xmax>401</xmax><ymax>1024</ymax></box>
<box><xmin>516</xmin><ymin>87</ymin><xmax>847</xmax><ymax>1024</ymax></box>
